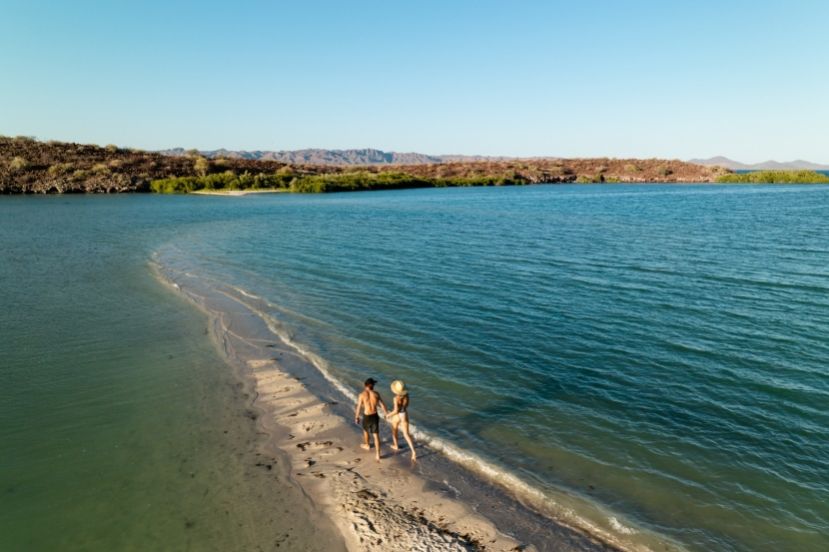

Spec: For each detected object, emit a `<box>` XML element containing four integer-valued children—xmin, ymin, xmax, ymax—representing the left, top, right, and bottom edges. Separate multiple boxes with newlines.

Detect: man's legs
<box><xmin>372</xmin><ymin>431</ymin><xmax>381</xmax><ymax>461</ymax></box>
<box><xmin>361</xmin><ymin>429</ymin><xmax>370</xmax><ymax>450</ymax></box>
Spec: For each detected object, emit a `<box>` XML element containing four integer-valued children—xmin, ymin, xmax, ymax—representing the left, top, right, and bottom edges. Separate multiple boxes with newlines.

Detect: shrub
<box><xmin>150</xmin><ymin>170</ymin><xmax>294</xmax><ymax>193</ymax></box>
<box><xmin>92</xmin><ymin>163</ymin><xmax>110</xmax><ymax>174</ymax></box>
<box><xmin>105</xmin><ymin>144</ymin><xmax>119</xmax><ymax>153</ymax></box>
<box><xmin>657</xmin><ymin>166</ymin><xmax>673</xmax><ymax>177</ymax></box>
<box><xmin>9</xmin><ymin>157</ymin><xmax>29</xmax><ymax>171</ymax></box>
<box><xmin>47</xmin><ymin>162</ymin><xmax>73</xmax><ymax>175</ymax></box>
<box><xmin>576</xmin><ymin>174</ymin><xmax>607</xmax><ymax>183</ymax></box>
<box><xmin>194</xmin><ymin>156</ymin><xmax>210</xmax><ymax>176</ymax></box>
<box><xmin>716</xmin><ymin>170</ymin><xmax>829</xmax><ymax>184</ymax></box>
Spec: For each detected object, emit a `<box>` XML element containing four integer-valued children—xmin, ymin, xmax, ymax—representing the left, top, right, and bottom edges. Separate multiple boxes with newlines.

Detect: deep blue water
<box><xmin>3</xmin><ymin>185</ymin><xmax>829</xmax><ymax>551</ymax></box>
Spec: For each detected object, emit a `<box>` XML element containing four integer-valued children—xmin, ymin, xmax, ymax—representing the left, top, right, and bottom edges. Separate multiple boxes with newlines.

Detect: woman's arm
<box><xmin>387</xmin><ymin>395</ymin><xmax>399</xmax><ymax>417</ymax></box>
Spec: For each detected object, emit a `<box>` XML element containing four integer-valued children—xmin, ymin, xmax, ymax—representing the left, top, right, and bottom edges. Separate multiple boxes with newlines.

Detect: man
<box><xmin>354</xmin><ymin>377</ymin><xmax>388</xmax><ymax>461</ymax></box>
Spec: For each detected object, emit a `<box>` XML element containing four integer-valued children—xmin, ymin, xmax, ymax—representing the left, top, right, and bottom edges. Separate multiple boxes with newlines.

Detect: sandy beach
<box><xmin>190</xmin><ymin>189</ymin><xmax>287</xmax><ymax>196</ymax></box>
<box><xmin>249</xmin><ymin>356</ymin><xmax>525</xmax><ymax>551</ymax></box>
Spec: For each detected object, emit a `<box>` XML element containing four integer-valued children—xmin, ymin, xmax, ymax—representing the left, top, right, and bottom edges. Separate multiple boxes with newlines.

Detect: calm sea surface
<box><xmin>3</xmin><ymin>184</ymin><xmax>828</xmax><ymax>551</ymax></box>
<box><xmin>0</xmin><ymin>195</ymin><xmax>342</xmax><ymax>551</ymax></box>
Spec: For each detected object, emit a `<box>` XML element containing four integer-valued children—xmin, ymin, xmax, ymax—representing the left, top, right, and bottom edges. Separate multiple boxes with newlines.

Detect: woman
<box><xmin>387</xmin><ymin>380</ymin><xmax>416</xmax><ymax>461</ymax></box>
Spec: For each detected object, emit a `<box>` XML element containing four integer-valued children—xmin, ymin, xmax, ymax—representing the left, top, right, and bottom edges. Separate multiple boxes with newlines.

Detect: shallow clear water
<box><xmin>0</xmin><ymin>196</ymin><xmax>343</xmax><ymax>551</ymax></box>
<box><xmin>3</xmin><ymin>185</ymin><xmax>829</xmax><ymax>551</ymax></box>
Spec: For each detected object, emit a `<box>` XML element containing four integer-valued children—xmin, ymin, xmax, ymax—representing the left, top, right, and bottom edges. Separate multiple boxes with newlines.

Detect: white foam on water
<box><xmin>610</xmin><ymin>517</ymin><xmax>637</xmax><ymax>535</ymax></box>
<box><xmin>232</xmin><ymin>286</ymin><xmax>261</xmax><ymax>300</ymax></box>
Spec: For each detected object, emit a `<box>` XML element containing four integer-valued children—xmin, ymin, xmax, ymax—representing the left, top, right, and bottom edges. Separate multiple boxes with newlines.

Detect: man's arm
<box><xmin>354</xmin><ymin>393</ymin><xmax>363</xmax><ymax>423</ymax></box>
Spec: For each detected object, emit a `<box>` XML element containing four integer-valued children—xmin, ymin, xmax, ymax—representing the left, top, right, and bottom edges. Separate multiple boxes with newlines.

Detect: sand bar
<box><xmin>190</xmin><ymin>189</ymin><xmax>288</xmax><ymax>196</ymax></box>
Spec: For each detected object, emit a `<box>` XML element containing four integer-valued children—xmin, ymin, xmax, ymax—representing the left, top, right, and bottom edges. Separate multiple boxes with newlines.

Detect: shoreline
<box><xmin>150</xmin><ymin>253</ymin><xmax>680</xmax><ymax>552</ymax></box>
<box><xmin>190</xmin><ymin>188</ymin><xmax>288</xmax><ymax>196</ymax></box>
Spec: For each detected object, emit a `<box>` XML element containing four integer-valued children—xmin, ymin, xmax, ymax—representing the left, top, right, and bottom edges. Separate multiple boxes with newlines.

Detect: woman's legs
<box><xmin>401</xmin><ymin>421</ymin><xmax>416</xmax><ymax>461</ymax></box>
<box><xmin>391</xmin><ymin>420</ymin><xmax>400</xmax><ymax>450</ymax></box>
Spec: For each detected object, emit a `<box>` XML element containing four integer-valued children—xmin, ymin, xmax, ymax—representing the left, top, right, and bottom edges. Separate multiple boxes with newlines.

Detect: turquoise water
<box><xmin>0</xmin><ymin>196</ymin><xmax>343</xmax><ymax>551</ymax></box>
<box><xmin>3</xmin><ymin>185</ymin><xmax>829</xmax><ymax>551</ymax></box>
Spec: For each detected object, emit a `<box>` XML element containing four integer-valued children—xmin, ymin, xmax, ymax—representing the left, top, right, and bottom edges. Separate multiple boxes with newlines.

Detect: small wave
<box><xmin>610</xmin><ymin>516</ymin><xmax>637</xmax><ymax>535</ymax></box>
<box><xmin>442</xmin><ymin>479</ymin><xmax>462</xmax><ymax>497</ymax></box>
<box><xmin>232</xmin><ymin>286</ymin><xmax>262</xmax><ymax>300</ymax></box>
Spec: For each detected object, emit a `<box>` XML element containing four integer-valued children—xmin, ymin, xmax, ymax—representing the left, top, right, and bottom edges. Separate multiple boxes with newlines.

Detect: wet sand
<box><xmin>190</xmin><ymin>189</ymin><xmax>287</xmax><ymax>196</ymax></box>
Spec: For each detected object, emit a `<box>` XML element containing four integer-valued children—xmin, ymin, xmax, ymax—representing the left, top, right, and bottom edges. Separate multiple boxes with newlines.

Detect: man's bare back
<box><xmin>358</xmin><ymin>389</ymin><xmax>382</xmax><ymax>415</ymax></box>
<box><xmin>354</xmin><ymin>378</ymin><xmax>387</xmax><ymax>461</ymax></box>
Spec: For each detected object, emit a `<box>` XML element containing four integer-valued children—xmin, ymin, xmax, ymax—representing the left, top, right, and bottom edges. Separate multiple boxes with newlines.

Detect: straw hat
<box><xmin>391</xmin><ymin>380</ymin><xmax>408</xmax><ymax>396</ymax></box>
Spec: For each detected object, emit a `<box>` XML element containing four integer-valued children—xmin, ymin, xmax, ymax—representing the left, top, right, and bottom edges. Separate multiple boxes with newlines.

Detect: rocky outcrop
<box><xmin>0</xmin><ymin>137</ymin><xmax>289</xmax><ymax>193</ymax></box>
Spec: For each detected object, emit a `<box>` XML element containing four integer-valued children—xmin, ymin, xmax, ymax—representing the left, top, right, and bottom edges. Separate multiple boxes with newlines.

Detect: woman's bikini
<box><xmin>395</xmin><ymin>395</ymin><xmax>409</xmax><ymax>423</ymax></box>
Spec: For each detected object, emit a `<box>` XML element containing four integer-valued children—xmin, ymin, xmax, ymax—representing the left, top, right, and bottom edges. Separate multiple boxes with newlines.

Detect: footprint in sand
<box><xmin>299</xmin><ymin>421</ymin><xmax>326</xmax><ymax>433</ymax></box>
<box><xmin>295</xmin><ymin>441</ymin><xmax>343</xmax><ymax>457</ymax></box>
<box><xmin>277</xmin><ymin>398</ymin><xmax>304</xmax><ymax>407</ymax></box>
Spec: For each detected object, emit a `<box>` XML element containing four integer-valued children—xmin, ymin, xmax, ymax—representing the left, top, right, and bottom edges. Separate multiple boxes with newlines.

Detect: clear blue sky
<box><xmin>2</xmin><ymin>1</ymin><xmax>827</xmax><ymax>161</ymax></box>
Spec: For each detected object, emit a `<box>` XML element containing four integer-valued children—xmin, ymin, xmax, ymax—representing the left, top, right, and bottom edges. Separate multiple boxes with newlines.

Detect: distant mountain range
<box><xmin>160</xmin><ymin>147</ymin><xmax>512</xmax><ymax>165</ymax></box>
<box><xmin>689</xmin><ymin>156</ymin><xmax>829</xmax><ymax>171</ymax></box>
<box><xmin>159</xmin><ymin>148</ymin><xmax>829</xmax><ymax>170</ymax></box>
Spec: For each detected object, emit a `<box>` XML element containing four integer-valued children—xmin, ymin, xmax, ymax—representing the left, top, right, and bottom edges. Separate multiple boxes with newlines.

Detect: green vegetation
<box><xmin>150</xmin><ymin>171</ymin><xmax>295</xmax><ymax>193</ymax></box>
<box><xmin>289</xmin><ymin>171</ymin><xmax>516</xmax><ymax>193</ymax></box>
<box><xmin>150</xmin><ymin>170</ymin><xmax>522</xmax><ymax>194</ymax></box>
<box><xmin>716</xmin><ymin>170</ymin><xmax>829</xmax><ymax>184</ymax></box>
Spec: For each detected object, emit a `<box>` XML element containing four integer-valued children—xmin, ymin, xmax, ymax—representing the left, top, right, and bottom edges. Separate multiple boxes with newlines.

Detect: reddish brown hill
<box><xmin>0</xmin><ymin>137</ymin><xmax>729</xmax><ymax>193</ymax></box>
